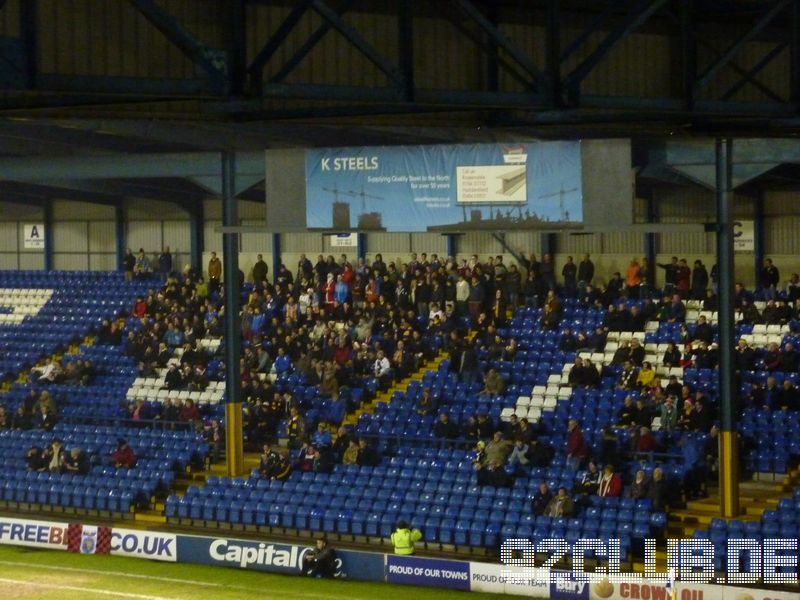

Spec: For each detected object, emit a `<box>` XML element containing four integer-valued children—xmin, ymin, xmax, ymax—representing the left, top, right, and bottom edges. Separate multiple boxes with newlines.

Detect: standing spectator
<box><xmin>562</xmin><ymin>256</ymin><xmax>577</xmax><ymax>296</ymax></box>
<box><xmin>658</xmin><ymin>257</ymin><xmax>679</xmax><ymax>295</ymax></box>
<box><xmin>123</xmin><ymin>248</ymin><xmax>136</xmax><ymax>281</ymax></box>
<box><xmin>578</xmin><ymin>254</ymin><xmax>595</xmax><ymax>288</ymax></box>
<box><xmin>540</xmin><ymin>254</ymin><xmax>556</xmax><ymax>290</ymax></box>
<box><xmin>691</xmin><ymin>260</ymin><xmax>709</xmax><ymax>299</ymax></box>
<box><xmin>134</xmin><ymin>249</ymin><xmax>151</xmax><ymax>280</ymax></box>
<box><xmin>647</xmin><ymin>467</ymin><xmax>666</xmax><ymax>511</ymax></box>
<box><xmin>158</xmin><ymin>246</ymin><xmax>173</xmax><ymax>281</ymax></box>
<box><xmin>676</xmin><ymin>259</ymin><xmax>691</xmax><ymax>297</ymax></box>
<box><xmin>625</xmin><ymin>259</ymin><xmax>642</xmax><ymax>298</ymax></box>
<box><xmin>760</xmin><ymin>258</ymin><xmax>780</xmax><ymax>300</ymax></box>
<box><xmin>207</xmin><ymin>251</ymin><xmax>222</xmax><ymax>292</ymax></box>
<box><xmin>252</xmin><ymin>254</ymin><xmax>269</xmax><ymax>285</ymax></box>
<box><xmin>566</xmin><ymin>419</ymin><xmax>587</xmax><ymax>469</ymax></box>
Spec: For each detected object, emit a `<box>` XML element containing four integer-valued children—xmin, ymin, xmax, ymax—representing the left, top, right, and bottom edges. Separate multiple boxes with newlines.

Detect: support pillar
<box><xmin>115</xmin><ymin>203</ymin><xmax>125</xmax><ymax>271</ymax></box>
<box><xmin>357</xmin><ymin>233</ymin><xmax>367</xmax><ymax>262</ymax></box>
<box><xmin>271</xmin><ymin>233</ymin><xmax>281</xmax><ymax>285</ymax></box>
<box><xmin>645</xmin><ymin>195</ymin><xmax>657</xmax><ymax>286</ymax></box>
<box><xmin>222</xmin><ymin>152</ymin><xmax>244</xmax><ymax>477</ymax></box>
<box><xmin>541</xmin><ymin>232</ymin><xmax>556</xmax><ymax>258</ymax></box>
<box><xmin>754</xmin><ymin>190</ymin><xmax>765</xmax><ymax>286</ymax></box>
<box><xmin>716</xmin><ymin>138</ymin><xmax>739</xmax><ymax>518</ymax></box>
<box><xmin>188</xmin><ymin>201</ymin><xmax>204</xmax><ymax>276</ymax></box>
<box><xmin>43</xmin><ymin>200</ymin><xmax>53</xmax><ymax>271</ymax></box>
<box><xmin>445</xmin><ymin>233</ymin><xmax>457</xmax><ymax>259</ymax></box>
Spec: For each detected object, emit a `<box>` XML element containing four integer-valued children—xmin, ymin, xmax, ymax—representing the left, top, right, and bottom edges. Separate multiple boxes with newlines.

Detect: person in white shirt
<box><xmin>455</xmin><ymin>274</ymin><xmax>470</xmax><ymax>316</ymax></box>
<box><xmin>373</xmin><ymin>350</ymin><xmax>391</xmax><ymax>388</ymax></box>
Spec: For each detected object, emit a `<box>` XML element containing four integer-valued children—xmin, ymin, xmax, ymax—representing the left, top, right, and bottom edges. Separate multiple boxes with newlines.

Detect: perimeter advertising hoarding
<box><xmin>305</xmin><ymin>142</ymin><xmax>583</xmax><ymax>232</ymax></box>
<box><xmin>174</xmin><ymin>533</ymin><xmax>384</xmax><ymax>581</ymax></box>
<box><xmin>386</xmin><ymin>554</ymin><xmax>470</xmax><ymax>590</ymax></box>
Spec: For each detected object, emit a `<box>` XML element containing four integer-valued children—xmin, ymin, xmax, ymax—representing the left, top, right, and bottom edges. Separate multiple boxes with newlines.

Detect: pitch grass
<box><xmin>0</xmin><ymin>544</ymin><xmax>514</xmax><ymax>599</ymax></box>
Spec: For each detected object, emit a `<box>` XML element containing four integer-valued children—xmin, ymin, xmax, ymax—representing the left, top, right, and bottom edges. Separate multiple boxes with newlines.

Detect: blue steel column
<box><xmin>188</xmin><ymin>201</ymin><xmax>204</xmax><ymax>276</ymax></box>
<box><xmin>115</xmin><ymin>203</ymin><xmax>125</xmax><ymax>271</ymax></box>
<box><xmin>446</xmin><ymin>233</ymin><xmax>457</xmax><ymax>259</ymax></box>
<box><xmin>357</xmin><ymin>232</ymin><xmax>367</xmax><ymax>262</ymax></box>
<box><xmin>43</xmin><ymin>200</ymin><xmax>53</xmax><ymax>271</ymax></box>
<box><xmin>716</xmin><ymin>139</ymin><xmax>739</xmax><ymax>518</ymax></box>
<box><xmin>645</xmin><ymin>195</ymin><xmax>657</xmax><ymax>287</ymax></box>
<box><xmin>753</xmin><ymin>190</ymin><xmax>765</xmax><ymax>286</ymax></box>
<box><xmin>222</xmin><ymin>152</ymin><xmax>244</xmax><ymax>476</ymax></box>
<box><xmin>271</xmin><ymin>233</ymin><xmax>281</xmax><ymax>285</ymax></box>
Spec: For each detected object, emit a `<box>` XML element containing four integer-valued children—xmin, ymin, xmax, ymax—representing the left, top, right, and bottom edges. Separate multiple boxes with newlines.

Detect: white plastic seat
<box><xmin>500</xmin><ymin>407</ymin><xmax>515</xmax><ymax>421</ymax></box>
<box><xmin>517</xmin><ymin>396</ymin><xmax>531</xmax><ymax>408</ymax></box>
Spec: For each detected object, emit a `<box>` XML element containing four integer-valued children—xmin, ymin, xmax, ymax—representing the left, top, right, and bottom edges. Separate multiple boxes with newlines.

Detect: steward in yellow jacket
<box><xmin>390</xmin><ymin>520</ymin><xmax>422</xmax><ymax>555</ymax></box>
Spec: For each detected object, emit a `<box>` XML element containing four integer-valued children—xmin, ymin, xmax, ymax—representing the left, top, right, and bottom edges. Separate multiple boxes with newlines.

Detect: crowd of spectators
<box><xmin>114</xmin><ymin>246</ymin><xmax>800</xmax><ymax>517</ymax></box>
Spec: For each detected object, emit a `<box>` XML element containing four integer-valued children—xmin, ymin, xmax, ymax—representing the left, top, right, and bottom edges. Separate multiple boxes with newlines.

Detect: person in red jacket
<box><xmin>635</xmin><ymin>426</ymin><xmax>658</xmax><ymax>453</ymax></box>
<box><xmin>597</xmin><ymin>464</ymin><xmax>623</xmax><ymax>497</ymax></box>
<box><xmin>112</xmin><ymin>439</ymin><xmax>137</xmax><ymax>469</ymax></box>
<box><xmin>566</xmin><ymin>419</ymin><xmax>588</xmax><ymax>469</ymax></box>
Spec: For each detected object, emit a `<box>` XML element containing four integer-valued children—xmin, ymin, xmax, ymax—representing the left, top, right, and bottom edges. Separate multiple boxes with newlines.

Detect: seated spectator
<box><xmin>611</xmin><ymin>340</ymin><xmax>630</xmax><ymax>365</ymax></box>
<box><xmin>415</xmin><ymin>388</ymin><xmax>437</xmax><ymax>416</ymax></box>
<box><xmin>597</xmin><ymin>464</ymin><xmax>623</xmax><ymax>497</ymax></box>
<box><xmin>779</xmin><ymin>343</ymin><xmax>798</xmax><ymax>373</ymax></box>
<box><xmin>507</xmin><ymin>439</ymin><xmax>530</xmax><ymax>466</ymax></box>
<box><xmin>42</xmin><ymin>439</ymin><xmax>66</xmax><ymax>473</ymax></box>
<box><xmin>636</xmin><ymin>361</ymin><xmax>657</xmax><ymax>389</ymax></box>
<box><xmin>617</xmin><ymin>396</ymin><xmax>638</xmax><ymax>426</ymax></box>
<box><xmin>566</xmin><ymin>419</ymin><xmax>588</xmax><ymax>469</ymax></box>
<box><xmin>476</xmin><ymin>460</ymin><xmax>512</xmax><ymax>487</ymax></box>
<box><xmin>635</xmin><ymin>398</ymin><xmax>654</xmax><ymax>428</ymax></box>
<box><xmin>35</xmin><ymin>406</ymin><xmax>58</xmax><ymax>432</ymax></box>
<box><xmin>568</xmin><ymin>358</ymin><xmax>599</xmax><ymax>388</ymax></box>
<box><xmin>664</xmin><ymin>375</ymin><xmax>682</xmax><ymax>398</ymax></box>
<box><xmin>112</xmin><ymin>439</ymin><xmax>137</xmax><ymax>469</ymax></box>
<box><xmin>462</xmin><ymin>416</ymin><xmax>479</xmax><ymax>440</ymax></box>
<box><xmin>531</xmin><ymin>482</ymin><xmax>553</xmax><ymax>515</ymax></box>
<box><xmin>663</xmin><ymin>342</ymin><xmax>681</xmax><ymax>367</ymax></box>
<box><xmin>628</xmin><ymin>470</ymin><xmax>649</xmax><ymax>499</ymax></box>
<box><xmin>739</xmin><ymin>299</ymin><xmax>762</xmax><ymax>324</ymax></box>
<box><xmin>31</xmin><ymin>359</ymin><xmax>62</xmax><ymax>384</ymax></box>
<box><xmin>574</xmin><ymin>461</ymin><xmax>602</xmax><ymax>495</ymax></box>
<box><xmin>179</xmin><ymin>398</ymin><xmax>200</xmax><ymax>423</ymax></box>
<box><xmin>302</xmin><ymin>536</ymin><xmax>337</xmax><ymax>579</ymax></box>
<box><xmin>312</xmin><ymin>423</ymin><xmax>332</xmax><ymax>448</ymax></box>
<box><xmin>628</xmin><ymin>338</ymin><xmax>645</xmax><ymax>366</ymax></box>
<box><xmin>618</xmin><ymin>361</ymin><xmax>638</xmax><ymax>390</ymax></box>
<box><xmin>502</xmin><ymin>414</ymin><xmax>521</xmax><ymax>439</ymax></box>
<box><xmin>342</xmin><ymin>439</ymin><xmax>359</xmax><ymax>465</ymax></box>
<box><xmin>635</xmin><ymin>426</ymin><xmax>658</xmax><ymax>453</ymax></box>
<box><xmin>163</xmin><ymin>363</ymin><xmax>183</xmax><ymax>390</ymax></box>
<box><xmin>63</xmin><ymin>448</ymin><xmax>90</xmax><ymax>475</ymax></box>
<box><xmin>0</xmin><ymin>405</ymin><xmax>8</xmax><ymax>429</ymax></box>
<box><xmin>544</xmin><ymin>487</ymin><xmax>575</xmax><ymax>518</ymax></box>
<box><xmin>356</xmin><ymin>438</ymin><xmax>381</xmax><ymax>467</ymax></box>
<box><xmin>778</xmin><ymin>380</ymin><xmax>799</xmax><ymax>411</ymax></box>
<box><xmin>12</xmin><ymin>407</ymin><xmax>32</xmax><ymax>431</ymax></box>
<box><xmin>475</xmin><ymin>412</ymin><xmax>495</xmax><ymax>439</ymax></box>
<box><xmin>660</xmin><ymin>396</ymin><xmax>678</xmax><ymax>432</ymax></box>
<box><xmin>485</xmin><ymin>431</ymin><xmax>512</xmax><ymax>464</ymax></box>
<box><xmin>372</xmin><ymin>350</ymin><xmax>392</xmax><ymax>389</ymax></box>
<box><xmin>691</xmin><ymin>315</ymin><xmax>713</xmax><ymax>344</ymax></box>
<box><xmin>433</xmin><ymin>412</ymin><xmax>459</xmax><ymax>439</ymax></box>
<box><xmin>26</xmin><ymin>446</ymin><xmax>46</xmax><ymax>471</ymax></box>
<box><xmin>481</xmin><ymin>368</ymin><xmax>505</xmax><ymax>396</ymax></box>
<box><xmin>296</xmin><ymin>444</ymin><xmax>318</xmax><ymax>472</ymax></box>
<box><xmin>527</xmin><ymin>437</ymin><xmax>554</xmax><ymax>468</ymax></box>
